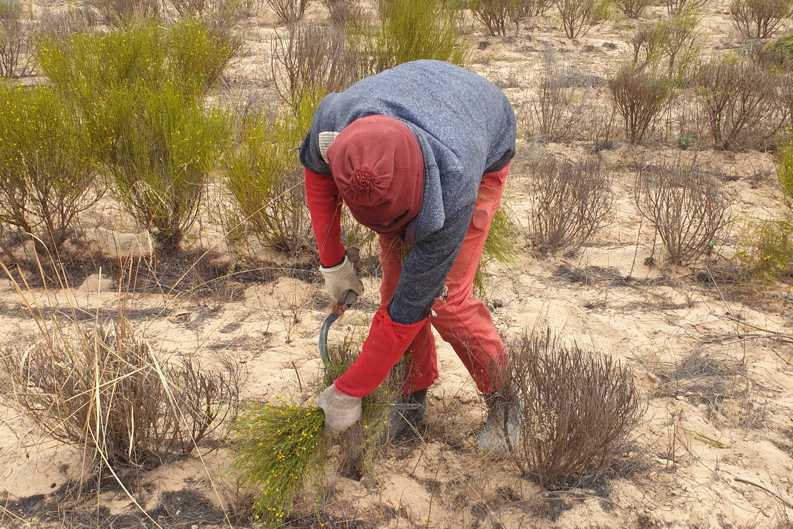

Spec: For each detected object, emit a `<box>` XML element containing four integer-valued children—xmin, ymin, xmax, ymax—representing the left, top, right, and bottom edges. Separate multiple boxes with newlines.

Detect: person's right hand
<box><xmin>319</xmin><ymin>255</ymin><xmax>363</xmax><ymax>305</ymax></box>
<box><xmin>316</xmin><ymin>383</ymin><xmax>362</xmax><ymax>434</ymax></box>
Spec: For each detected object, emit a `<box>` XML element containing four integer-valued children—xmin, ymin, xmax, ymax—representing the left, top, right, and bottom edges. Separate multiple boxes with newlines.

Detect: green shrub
<box><xmin>631</xmin><ymin>14</ymin><xmax>699</xmax><ymax>80</ymax></box>
<box><xmin>781</xmin><ymin>141</ymin><xmax>793</xmax><ymax>203</ymax></box>
<box><xmin>357</xmin><ymin>0</ymin><xmax>467</xmax><ymax>73</ymax></box>
<box><xmin>475</xmin><ymin>207</ymin><xmax>519</xmax><ymax>296</ymax></box>
<box><xmin>37</xmin><ymin>18</ymin><xmax>237</xmax><ymax>106</ymax></box>
<box><xmin>224</xmin><ymin>94</ymin><xmax>317</xmax><ymax>256</ymax></box>
<box><xmin>736</xmin><ymin>218</ymin><xmax>793</xmax><ymax>281</ymax></box>
<box><xmin>0</xmin><ymin>84</ymin><xmax>100</xmax><ymax>250</ymax></box>
<box><xmin>609</xmin><ymin>65</ymin><xmax>673</xmax><ymax>144</ymax></box>
<box><xmin>101</xmin><ymin>84</ymin><xmax>228</xmax><ymax>252</ymax></box>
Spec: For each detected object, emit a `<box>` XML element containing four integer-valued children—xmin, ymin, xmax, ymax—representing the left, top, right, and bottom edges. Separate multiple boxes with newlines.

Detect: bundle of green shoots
<box><xmin>231</xmin><ymin>333</ymin><xmax>401</xmax><ymax>526</ymax></box>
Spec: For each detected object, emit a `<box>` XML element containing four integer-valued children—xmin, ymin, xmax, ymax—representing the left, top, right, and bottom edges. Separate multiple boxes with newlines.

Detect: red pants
<box><xmin>379</xmin><ymin>165</ymin><xmax>509</xmax><ymax>396</ymax></box>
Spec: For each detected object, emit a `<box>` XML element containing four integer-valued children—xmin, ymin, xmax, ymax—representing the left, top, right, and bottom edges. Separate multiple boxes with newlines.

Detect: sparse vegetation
<box><xmin>736</xmin><ymin>218</ymin><xmax>793</xmax><ymax>280</ymax></box>
<box><xmin>470</xmin><ymin>0</ymin><xmax>520</xmax><ymax>36</ymax></box>
<box><xmin>502</xmin><ymin>329</ymin><xmax>643</xmax><ymax>488</ymax></box>
<box><xmin>265</xmin><ymin>0</ymin><xmax>310</xmax><ymax>24</ymax></box>
<box><xmin>615</xmin><ymin>0</ymin><xmax>652</xmax><ymax>18</ymax></box>
<box><xmin>666</xmin><ymin>0</ymin><xmax>707</xmax><ymax>15</ymax></box>
<box><xmin>694</xmin><ymin>54</ymin><xmax>781</xmax><ymax>150</ymax></box>
<box><xmin>0</xmin><ymin>84</ymin><xmax>100</xmax><ymax>250</ymax></box>
<box><xmin>321</xmin><ymin>0</ymin><xmax>365</xmax><ymax>26</ymax></box>
<box><xmin>357</xmin><ymin>0</ymin><xmax>467</xmax><ymax>73</ymax></box>
<box><xmin>631</xmin><ymin>14</ymin><xmax>700</xmax><ymax>80</ymax></box>
<box><xmin>527</xmin><ymin>157</ymin><xmax>613</xmax><ymax>254</ymax></box>
<box><xmin>554</xmin><ymin>0</ymin><xmax>597</xmax><ymax>39</ymax></box>
<box><xmin>270</xmin><ymin>24</ymin><xmax>362</xmax><ymax>112</ymax></box>
<box><xmin>88</xmin><ymin>0</ymin><xmax>161</xmax><ymax>25</ymax></box>
<box><xmin>729</xmin><ymin>0</ymin><xmax>793</xmax><ymax>39</ymax></box>
<box><xmin>521</xmin><ymin>55</ymin><xmax>580</xmax><ymax>142</ymax></box>
<box><xmin>0</xmin><ymin>0</ymin><xmax>32</xmax><ymax>78</ymax></box>
<box><xmin>633</xmin><ymin>158</ymin><xmax>730</xmax><ymax>265</ymax></box>
<box><xmin>609</xmin><ymin>65</ymin><xmax>673</xmax><ymax>144</ymax></box>
<box><xmin>0</xmin><ymin>311</ymin><xmax>241</xmax><ymax>468</ymax></box>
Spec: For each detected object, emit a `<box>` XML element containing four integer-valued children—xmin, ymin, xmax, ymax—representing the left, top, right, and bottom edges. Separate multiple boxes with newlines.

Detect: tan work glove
<box><xmin>317</xmin><ymin>383</ymin><xmax>362</xmax><ymax>434</ymax></box>
<box><xmin>319</xmin><ymin>255</ymin><xmax>363</xmax><ymax>305</ymax></box>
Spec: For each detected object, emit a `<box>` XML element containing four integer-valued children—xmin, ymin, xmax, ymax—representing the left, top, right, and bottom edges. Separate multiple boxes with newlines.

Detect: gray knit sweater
<box><xmin>300</xmin><ymin>60</ymin><xmax>516</xmax><ymax>324</ymax></box>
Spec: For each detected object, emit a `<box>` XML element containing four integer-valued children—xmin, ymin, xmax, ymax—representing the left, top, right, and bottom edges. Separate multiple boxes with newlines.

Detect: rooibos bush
<box><xmin>527</xmin><ymin>157</ymin><xmax>613</xmax><ymax>254</ymax></box>
<box><xmin>470</xmin><ymin>0</ymin><xmax>521</xmax><ymax>36</ymax></box>
<box><xmin>223</xmin><ymin>94</ymin><xmax>316</xmax><ymax>256</ymax></box>
<box><xmin>503</xmin><ymin>329</ymin><xmax>643</xmax><ymax>488</ymax></box>
<box><xmin>265</xmin><ymin>0</ymin><xmax>310</xmax><ymax>24</ymax></box>
<box><xmin>0</xmin><ymin>84</ymin><xmax>100</xmax><ymax>250</ymax></box>
<box><xmin>101</xmin><ymin>84</ymin><xmax>228</xmax><ymax>252</ymax></box>
<box><xmin>357</xmin><ymin>0</ymin><xmax>467</xmax><ymax>73</ymax></box>
<box><xmin>553</xmin><ymin>0</ymin><xmax>596</xmax><ymax>39</ymax></box>
<box><xmin>633</xmin><ymin>158</ymin><xmax>730</xmax><ymax>265</ymax></box>
<box><xmin>609</xmin><ymin>64</ymin><xmax>672</xmax><ymax>144</ymax></box>
<box><xmin>0</xmin><ymin>0</ymin><xmax>33</xmax><ymax>78</ymax></box>
<box><xmin>729</xmin><ymin>0</ymin><xmax>793</xmax><ymax>39</ymax></box>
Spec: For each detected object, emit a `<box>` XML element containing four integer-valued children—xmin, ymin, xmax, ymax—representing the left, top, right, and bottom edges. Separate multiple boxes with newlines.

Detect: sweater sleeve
<box><xmin>304</xmin><ymin>168</ymin><xmax>345</xmax><ymax>267</ymax></box>
<box><xmin>388</xmin><ymin>203</ymin><xmax>474</xmax><ymax>324</ymax></box>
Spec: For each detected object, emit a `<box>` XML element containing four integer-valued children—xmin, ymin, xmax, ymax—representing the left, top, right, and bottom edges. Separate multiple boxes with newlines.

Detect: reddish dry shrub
<box><xmin>609</xmin><ymin>65</ymin><xmax>672</xmax><ymax>144</ymax></box>
<box><xmin>553</xmin><ymin>0</ymin><xmax>595</xmax><ymax>39</ymax></box>
<box><xmin>527</xmin><ymin>157</ymin><xmax>613</xmax><ymax>254</ymax></box>
<box><xmin>520</xmin><ymin>55</ymin><xmax>580</xmax><ymax>142</ymax></box>
<box><xmin>633</xmin><ymin>158</ymin><xmax>730</xmax><ymax>265</ymax></box>
<box><xmin>503</xmin><ymin>329</ymin><xmax>644</xmax><ymax>488</ymax></box>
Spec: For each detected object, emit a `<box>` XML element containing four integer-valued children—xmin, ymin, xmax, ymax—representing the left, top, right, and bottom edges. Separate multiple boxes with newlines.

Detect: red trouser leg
<box><xmin>430</xmin><ymin>164</ymin><xmax>509</xmax><ymax>394</ymax></box>
<box><xmin>378</xmin><ymin>236</ymin><xmax>438</xmax><ymax>395</ymax></box>
<box><xmin>378</xmin><ymin>164</ymin><xmax>510</xmax><ymax>396</ymax></box>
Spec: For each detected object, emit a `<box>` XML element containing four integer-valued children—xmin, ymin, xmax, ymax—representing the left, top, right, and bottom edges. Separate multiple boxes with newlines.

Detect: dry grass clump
<box><xmin>0</xmin><ymin>308</ymin><xmax>241</xmax><ymax>468</ymax></box>
<box><xmin>729</xmin><ymin>0</ymin><xmax>793</xmax><ymax>39</ymax></box>
<box><xmin>615</xmin><ymin>0</ymin><xmax>652</xmax><ymax>18</ymax></box>
<box><xmin>655</xmin><ymin>350</ymin><xmax>745</xmax><ymax>414</ymax></box>
<box><xmin>271</xmin><ymin>24</ymin><xmax>363</xmax><ymax>112</ymax></box>
<box><xmin>265</xmin><ymin>0</ymin><xmax>310</xmax><ymax>24</ymax></box>
<box><xmin>694</xmin><ymin>54</ymin><xmax>782</xmax><ymax>151</ymax></box>
<box><xmin>609</xmin><ymin>65</ymin><xmax>673</xmax><ymax>144</ymax></box>
<box><xmin>521</xmin><ymin>55</ymin><xmax>580</xmax><ymax>142</ymax></box>
<box><xmin>0</xmin><ymin>0</ymin><xmax>33</xmax><ymax>78</ymax></box>
<box><xmin>0</xmin><ymin>84</ymin><xmax>101</xmax><ymax>251</ymax></box>
<box><xmin>527</xmin><ymin>157</ymin><xmax>613</xmax><ymax>254</ymax></box>
<box><xmin>502</xmin><ymin>329</ymin><xmax>644</xmax><ymax>489</ymax></box>
<box><xmin>553</xmin><ymin>0</ymin><xmax>596</xmax><ymax>39</ymax></box>
<box><xmin>633</xmin><ymin>158</ymin><xmax>730</xmax><ymax>266</ymax></box>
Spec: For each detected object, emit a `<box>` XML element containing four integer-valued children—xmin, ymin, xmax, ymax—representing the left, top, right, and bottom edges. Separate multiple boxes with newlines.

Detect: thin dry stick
<box><xmin>734</xmin><ymin>477</ymin><xmax>793</xmax><ymax>509</ymax></box>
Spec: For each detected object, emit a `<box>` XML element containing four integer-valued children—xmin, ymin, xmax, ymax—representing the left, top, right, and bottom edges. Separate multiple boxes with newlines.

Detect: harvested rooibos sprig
<box><xmin>231</xmin><ymin>402</ymin><xmax>325</xmax><ymax>527</ymax></box>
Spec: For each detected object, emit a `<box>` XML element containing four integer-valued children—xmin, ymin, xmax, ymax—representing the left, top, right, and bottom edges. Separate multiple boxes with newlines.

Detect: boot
<box><xmin>387</xmin><ymin>389</ymin><xmax>427</xmax><ymax>440</ymax></box>
<box><xmin>477</xmin><ymin>391</ymin><xmax>521</xmax><ymax>454</ymax></box>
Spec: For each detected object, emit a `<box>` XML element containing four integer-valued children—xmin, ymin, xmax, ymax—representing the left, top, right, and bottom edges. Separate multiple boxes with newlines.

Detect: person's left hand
<box><xmin>316</xmin><ymin>383</ymin><xmax>362</xmax><ymax>434</ymax></box>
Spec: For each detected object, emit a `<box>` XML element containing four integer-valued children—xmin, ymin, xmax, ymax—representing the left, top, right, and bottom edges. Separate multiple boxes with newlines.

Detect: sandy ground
<box><xmin>1</xmin><ymin>1</ymin><xmax>792</xmax><ymax>528</ymax></box>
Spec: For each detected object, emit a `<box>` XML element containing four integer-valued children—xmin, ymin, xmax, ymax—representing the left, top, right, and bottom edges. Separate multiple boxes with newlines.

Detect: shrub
<box><xmin>736</xmin><ymin>218</ymin><xmax>793</xmax><ymax>281</ymax></box>
<box><xmin>0</xmin><ymin>0</ymin><xmax>32</xmax><ymax>78</ymax></box>
<box><xmin>554</xmin><ymin>0</ymin><xmax>596</xmax><ymax>39</ymax></box>
<box><xmin>666</xmin><ymin>0</ymin><xmax>707</xmax><ymax>14</ymax></box>
<box><xmin>0</xmin><ymin>84</ymin><xmax>100</xmax><ymax>250</ymax></box>
<box><xmin>357</xmin><ymin>0</ymin><xmax>467</xmax><ymax>73</ymax></box>
<box><xmin>515</xmin><ymin>0</ymin><xmax>554</xmax><ymax>17</ymax></box>
<box><xmin>265</xmin><ymin>0</ymin><xmax>310</xmax><ymax>24</ymax></box>
<box><xmin>38</xmin><ymin>6</ymin><xmax>98</xmax><ymax>40</ymax></box>
<box><xmin>502</xmin><ymin>329</ymin><xmax>643</xmax><ymax>488</ymax></box>
<box><xmin>475</xmin><ymin>207</ymin><xmax>519</xmax><ymax>296</ymax></box>
<box><xmin>87</xmin><ymin>0</ymin><xmax>161</xmax><ymax>25</ymax></box>
<box><xmin>520</xmin><ymin>55</ymin><xmax>580</xmax><ymax>142</ymax></box>
<box><xmin>470</xmin><ymin>0</ymin><xmax>521</xmax><ymax>36</ymax></box>
<box><xmin>102</xmin><ymin>84</ymin><xmax>228</xmax><ymax>252</ymax></box>
<box><xmin>631</xmin><ymin>14</ymin><xmax>699</xmax><ymax>79</ymax></box>
<box><xmin>729</xmin><ymin>0</ymin><xmax>793</xmax><ymax>39</ymax></box>
<box><xmin>633</xmin><ymin>158</ymin><xmax>730</xmax><ymax>265</ymax></box>
<box><xmin>609</xmin><ymin>65</ymin><xmax>672</xmax><ymax>144</ymax></box>
<box><xmin>224</xmin><ymin>95</ymin><xmax>316</xmax><ymax>256</ymax></box>
<box><xmin>169</xmin><ymin>0</ymin><xmax>255</xmax><ymax>21</ymax></box>
<box><xmin>37</xmin><ymin>19</ymin><xmax>238</xmax><ymax>106</ymax></box>
<box><xmin>0</xmin><ymin>311</ymin><xmax>241</xmax><ymax>468</ymax></box>
<box><xmin>615</xmin><ymin>0</ymin><xmax>652</xmax><ymax>18</ymax></box>
<box><xmin>694</xmin><ymin>55</ymin><xmax>781</xmax><ymax>150</ymax></box>
<box><xmin>271</xmin><ymin>24</ymin><xmax>362</xmax><ymax>112</ymax></box>
<box><xmin>321</xmin><ymin>0</ymin><xmax>365</xmax><ymax>26</ymax></box>
<box><xmin>527</xmin><ymin>157</ymin><xmax>613</xmax><ymax>254</ymax></box>
<box><xmin>780</xmin><ymin>136</ymin><xmax>793</xmax><ymax>203</ymax></box>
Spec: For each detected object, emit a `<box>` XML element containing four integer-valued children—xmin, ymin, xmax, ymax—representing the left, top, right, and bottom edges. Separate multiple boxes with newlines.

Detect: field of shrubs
<box><xmin>0</xmin><ymin>0</ymin><xmax>792</xmax><ymax>528</ymax></box>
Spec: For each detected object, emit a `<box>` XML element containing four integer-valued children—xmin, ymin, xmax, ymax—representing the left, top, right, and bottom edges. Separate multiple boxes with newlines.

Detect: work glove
<box><xmin>319</xmin><ymin>255</ymin><xmax>364</xmax><ymax>305</ymax></box>
<box><xmin>317</xmin><ymin>383</ymin><xmax>362</xmax><ymax>434</ymax></box>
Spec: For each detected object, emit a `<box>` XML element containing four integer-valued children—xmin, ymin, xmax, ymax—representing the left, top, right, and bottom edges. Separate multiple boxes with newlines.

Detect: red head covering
<box><xmin>326</xmin><ymin>115</ymin><xmax>424</xmax><ymax>236</ymax></box>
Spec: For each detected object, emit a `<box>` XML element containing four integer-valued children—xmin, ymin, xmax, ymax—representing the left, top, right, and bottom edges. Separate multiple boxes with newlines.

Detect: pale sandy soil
<box><xmin>1</xmin><ymin>1</ymin><xmax>792</xmax><ymax>528</ymax></box>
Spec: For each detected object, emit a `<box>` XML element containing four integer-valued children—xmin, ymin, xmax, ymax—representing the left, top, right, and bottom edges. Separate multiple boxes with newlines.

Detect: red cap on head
<box><xmin>327</xmin><ymin>115</ymin><xmax>424</xmax><ymax>235</ymax></box>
